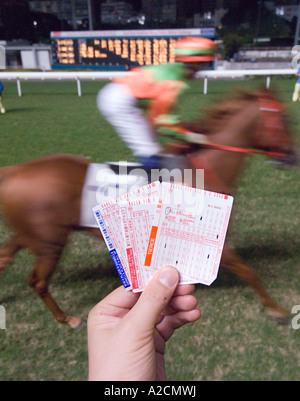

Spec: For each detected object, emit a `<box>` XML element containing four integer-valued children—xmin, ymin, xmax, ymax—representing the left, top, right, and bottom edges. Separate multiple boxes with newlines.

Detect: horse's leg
<box><xmin>28</xmin><ymin>254</ymin><xmax>84</xmax><ymax>330</ymax></box>
<box><xmin>221</xmin><ymin>245</ymin><xmax>288</xmax><ymax>322</ymax></box>
<box><xmin>0</xmin><ymin>236</ymin><xmax>23</xmax><ymax>274</ymax></box>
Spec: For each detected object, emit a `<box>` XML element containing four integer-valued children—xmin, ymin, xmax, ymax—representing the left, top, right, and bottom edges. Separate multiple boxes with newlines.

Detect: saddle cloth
<box><xmin>80</xmin><ymin>162</ymin><xmax>149</xmax><ymax>228</ymax></box>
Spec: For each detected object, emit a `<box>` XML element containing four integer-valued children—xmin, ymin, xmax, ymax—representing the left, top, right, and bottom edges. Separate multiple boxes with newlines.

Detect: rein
<box><xmin>162</xmin><ymin>124</ymin><xmax>286</xmax><ymax>158</ymax></box>
<box><xmin>161</xmin><ymin>98</ymin><xmax>287</xmax><ymax>158</ymax></box>
<box><xmin>198</xmin><ymin>142</ymin><xmax>286</xmax><ymax>158</ymax></box>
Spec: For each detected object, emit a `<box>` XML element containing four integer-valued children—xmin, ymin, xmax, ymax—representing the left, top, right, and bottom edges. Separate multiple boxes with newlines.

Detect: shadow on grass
<box><xmin>236</xmin><ymin>235</ymin><xmax>299</xmax><ymax>262</ymax></box>
<box><xmin>64</xmin><ymin>262</ymin><xmax>119</xmax><ymax>283</ymax></box>
<box><xmin>197</xmin><ymin>234</ymin><xmax>299</xmax><ymax>293</ymax></box>
<box><xmin>3</xmin><ymin>107</ymin><xmax>39</xmax><ymax>113</ymax></box>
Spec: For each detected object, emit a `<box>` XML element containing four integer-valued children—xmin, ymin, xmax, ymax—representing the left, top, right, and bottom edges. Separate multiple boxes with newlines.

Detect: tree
<box><xmin>31</xmin><ymin>12</ymin><xmax>71</xmax><ymax>43</ymax></box>
<box><xmin>220</xmin><ymin>0</ymin><xmax>259</xmax><ymax>36</ymax></box>
<box><xmin>0</xmin><ymin>1</ymin><xmax>34</xmax><ymax>41</ymax></box>
<box><xmin>220</xmin><ymin>0</ymin><xmax>292</xmax><ymax>44</ymax></box>
<box><xmin>0</xmin><ymin>2</ymin><xmax>71</xmax><ymax>43</ymax></box>
<box><xmin>222</xmin><ymin>33</ymin><xmax>248</xmax><ymax>60</ymax></box>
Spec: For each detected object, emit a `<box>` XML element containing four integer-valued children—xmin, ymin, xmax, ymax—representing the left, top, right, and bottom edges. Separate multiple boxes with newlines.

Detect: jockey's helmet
<box><xmin>174</xmin><ymin>36</ymin><xmax>217</xmax><ymax>63</ymax></box>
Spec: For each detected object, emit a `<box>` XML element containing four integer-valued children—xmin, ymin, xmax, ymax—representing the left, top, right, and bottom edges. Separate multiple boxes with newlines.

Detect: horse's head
<box><xmin>254</xmin><ymin>89</ymin><xmax>299</xmax><ymax>168</ymax></box>
<box><xmin>162</xmin><ymin>88</ymin><xmax>298</xmax><ymax>170</ymax></box>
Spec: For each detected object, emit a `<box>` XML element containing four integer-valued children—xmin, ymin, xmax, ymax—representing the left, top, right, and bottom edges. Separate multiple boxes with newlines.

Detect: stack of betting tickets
<box><xmin>93</xmin><ymin>181</ymin><xmax>234</xmax><ymax>292</ymax></box>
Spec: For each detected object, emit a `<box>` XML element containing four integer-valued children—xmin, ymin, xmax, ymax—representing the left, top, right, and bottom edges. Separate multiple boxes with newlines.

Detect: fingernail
<box><xmin>158</xmin><ymin>266</ymin><xmax>179</xmax><ymax>288</ymax></box>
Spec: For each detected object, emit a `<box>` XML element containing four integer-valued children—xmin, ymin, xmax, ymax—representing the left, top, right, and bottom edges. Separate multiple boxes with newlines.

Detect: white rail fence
<box><xmin>0</xmin><ymin>69</ymin><xmax>297</xmax><ymax>97</ymax></box>
<box><xmin>197</xmin><ymin>68</ymin><xmax>296</xmax><ymax>94</ymax></box>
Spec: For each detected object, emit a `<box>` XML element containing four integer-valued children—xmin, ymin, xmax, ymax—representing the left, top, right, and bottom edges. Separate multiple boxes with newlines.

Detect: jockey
<box><xmin>97</xmin><ymin>36</ymin><xmax>217</xmax><ymax>168</ymax></box>
<box><xmin>0</xmin><ymin>81</ymin><xmax>5</xmax><ymax>114</ymax></box>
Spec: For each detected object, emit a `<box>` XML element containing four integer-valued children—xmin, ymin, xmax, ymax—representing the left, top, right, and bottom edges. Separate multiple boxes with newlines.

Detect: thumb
<box><xmin>127</xmin><ymin>266</ymin><xmax>179</xmax><ymax>331</ymax></box>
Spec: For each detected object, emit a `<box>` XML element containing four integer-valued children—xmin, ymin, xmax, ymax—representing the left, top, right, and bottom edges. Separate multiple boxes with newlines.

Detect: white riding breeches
<box><xmin>97</xmin><ymin>82</ymin><xmax>163</xmax><ymax>158</ymax></box>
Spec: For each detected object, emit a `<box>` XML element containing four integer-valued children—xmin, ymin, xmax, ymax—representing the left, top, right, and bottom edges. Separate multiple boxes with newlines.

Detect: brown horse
<box><xmin>0</xmin><ymin>89</ymin><xmax>297</xmax><ymax>329</ymax></box>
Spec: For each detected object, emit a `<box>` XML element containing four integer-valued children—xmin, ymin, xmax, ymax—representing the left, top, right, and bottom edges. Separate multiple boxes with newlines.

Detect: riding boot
<box><xmin>139</xmin><ymin>154</ymin><xmax>190</xmax><ymax>185</ymax></box>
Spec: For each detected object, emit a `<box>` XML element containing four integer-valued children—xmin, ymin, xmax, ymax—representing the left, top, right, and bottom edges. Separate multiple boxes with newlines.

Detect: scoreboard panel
<box><xmin>51</xmin><ymin>37</ymin><xmax>175</xmax><ymax>68</ymax></box>
<box><xmin>50</xmin><ymin>28</ymin><xmax>215</xmax><ymax>70</ymax></box>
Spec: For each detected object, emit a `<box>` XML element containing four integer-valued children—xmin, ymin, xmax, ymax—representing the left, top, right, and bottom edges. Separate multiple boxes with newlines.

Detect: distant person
<box><xmin>97</xmin><ymin>37</ymin><xmax>217</xmax><ymax>169</ymax></box>
<box><xmin>292</xmin><ymin>67</ymin><xmax>300</xmax><ymax>102</ymax></box>
<box><xmin>0</xmin><ymin>81</ymin><xmax>5</xmax><ymax>114</ymax></box>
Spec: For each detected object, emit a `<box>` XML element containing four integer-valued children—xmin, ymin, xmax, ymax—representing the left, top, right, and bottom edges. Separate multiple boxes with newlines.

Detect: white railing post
<box><xmin>204</xmin><ymin>77</ymin><xmax>208</xmax><ymax>95</ymax></box>
<box><xmin>17</xmin><ymin>78</ymin><xmax>22</xmax><ymax>96</ymax></box>
<box><xmin>76</xmin><ymin>77</ymin><xmax>82</xmax><ymax>97</ymax></box>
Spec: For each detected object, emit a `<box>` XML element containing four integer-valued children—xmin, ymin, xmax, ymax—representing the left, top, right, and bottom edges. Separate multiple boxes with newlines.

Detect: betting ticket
<box><xmin>144</xmin><ymin>183</ymin><xmax>233</xmax><ymax>286</ymax></box>
<box><xmin>93</xmin><ymin>181</ymin><xmax>234</xmax><ymax>292</ymax></box>
<box><xmin>119</xmin><ymin>196</ymin><xmax>157</xmax><ymax>291</ymax></box>
<box><xmin>92</xmin><ymin>182</ymin><xmax>161</xmax><ymax>290</ymax></box>
<box><xmin>93</xmin><ymin>200</ymin><xmax>131</xmax><ymax>289</ymax></box>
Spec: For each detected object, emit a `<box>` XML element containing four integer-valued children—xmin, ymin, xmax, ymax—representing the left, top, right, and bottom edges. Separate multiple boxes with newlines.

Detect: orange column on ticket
<box><xmin>144</xmin><ymin>226</ymin><xmax>158</xmax><ymax>266</ymax></box>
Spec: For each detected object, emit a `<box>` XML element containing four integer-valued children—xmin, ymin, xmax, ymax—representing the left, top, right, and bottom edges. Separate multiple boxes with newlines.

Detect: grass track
<box><xmin>0</xmin><ymin>77</ymin><xmax>299</xmax><ymax>381</ymax></box>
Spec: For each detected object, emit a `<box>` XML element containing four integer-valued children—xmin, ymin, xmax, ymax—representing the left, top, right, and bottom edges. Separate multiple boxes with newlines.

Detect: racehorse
<box><xmin>0</xmin><ymin>89</ymin><xmax>298</xmax><ymax>329</ymax></box>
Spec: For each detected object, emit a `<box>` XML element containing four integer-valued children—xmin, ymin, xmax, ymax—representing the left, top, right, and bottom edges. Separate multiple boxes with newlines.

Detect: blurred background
<box><xmin>0</xmin><ymin>0</ymin><xmax>300</xmax><ymax>69</ymax></box>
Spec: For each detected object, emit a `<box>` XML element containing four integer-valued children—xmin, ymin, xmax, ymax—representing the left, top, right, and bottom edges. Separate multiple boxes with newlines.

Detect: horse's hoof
<box><xmin>67</xmin><ymin>316</ymin><xmax>87</xmax><ymax>330</ymax></box>
<box><xmin>266</xmin><ymin>308</ymin><xmax>290</xmax><ymax>324</ymax></box>
<box><xmin>73</xmin><ymin>319</ymin><xmax>87</xmax><ymax>330</ymax></box>
<box><xmin>275</xmin><ymin>315</ymin><xmax>290</xmax><ymax>324</ymax></box>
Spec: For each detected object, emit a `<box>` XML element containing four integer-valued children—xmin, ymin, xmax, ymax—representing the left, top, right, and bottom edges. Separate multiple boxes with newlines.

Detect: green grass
<box><xmin>0</xmin><ymin>77</ymin><xmax>300</xmax><ymax>381</ymax></box>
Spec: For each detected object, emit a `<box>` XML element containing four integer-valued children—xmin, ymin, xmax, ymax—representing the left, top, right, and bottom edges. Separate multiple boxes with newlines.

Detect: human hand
<box><xmin>87</xmin><ymin>265</ymin><xmax>201</xmax><ymax>381</ymax></box>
